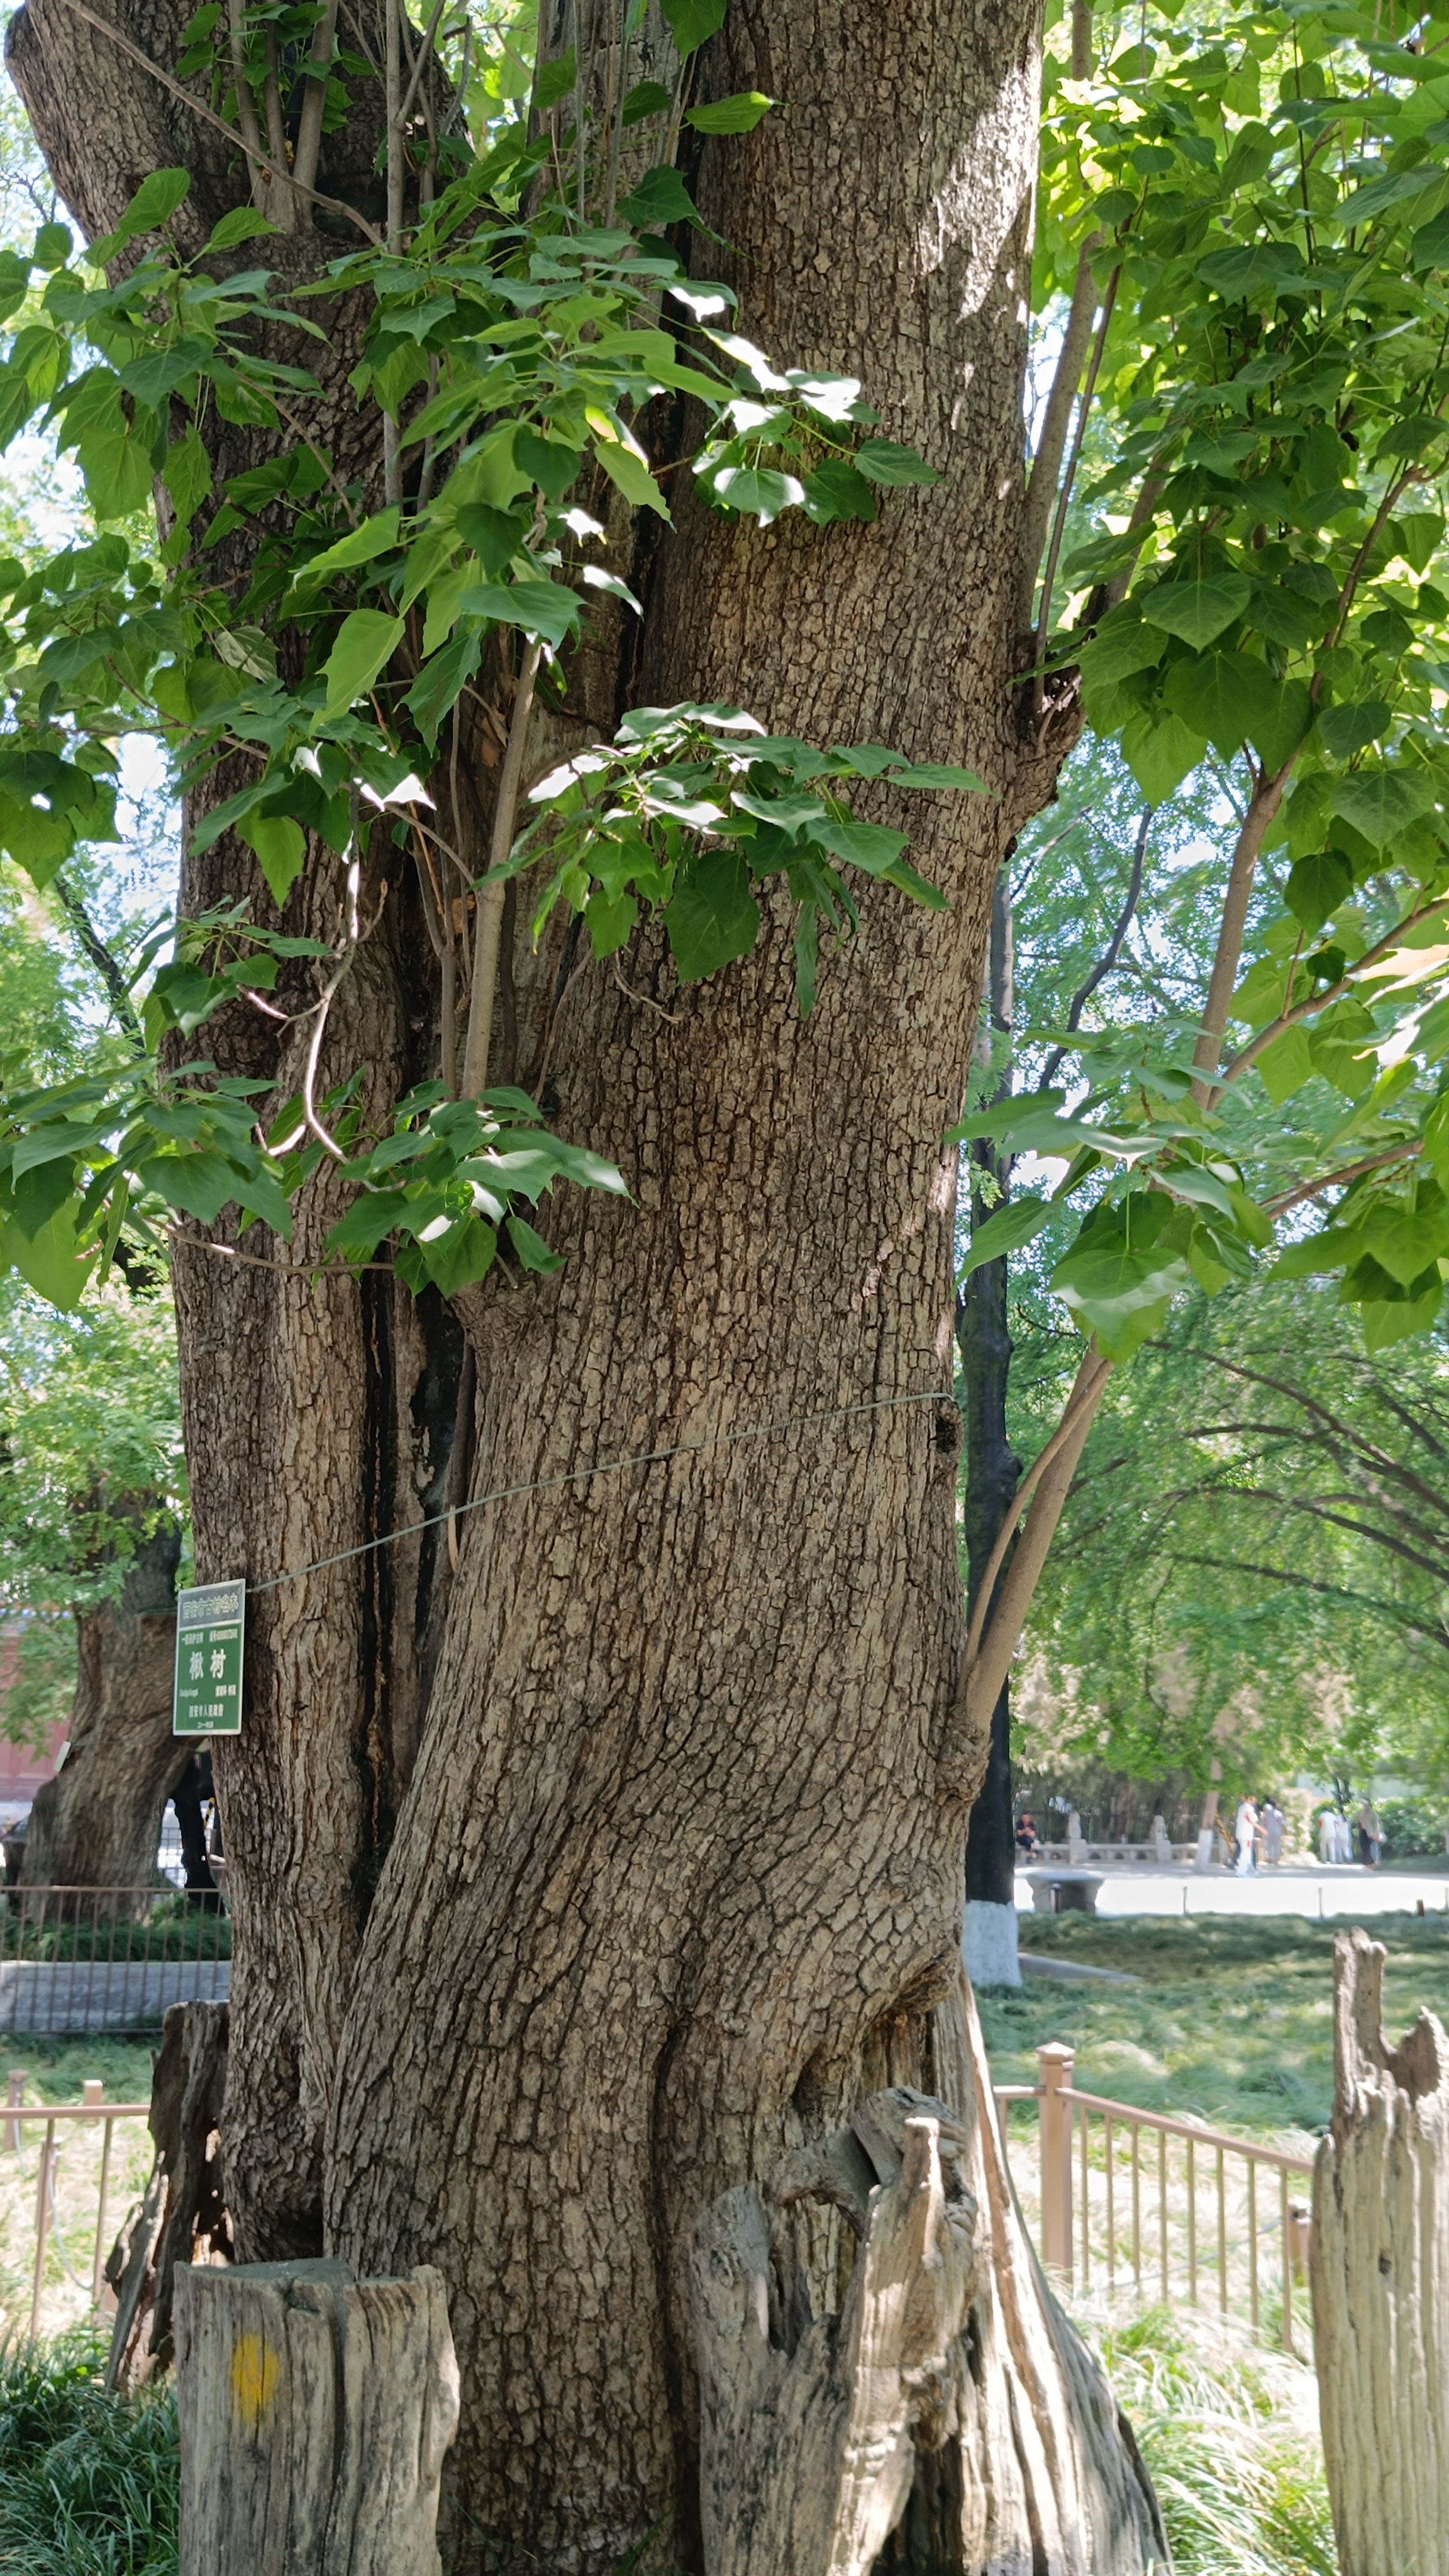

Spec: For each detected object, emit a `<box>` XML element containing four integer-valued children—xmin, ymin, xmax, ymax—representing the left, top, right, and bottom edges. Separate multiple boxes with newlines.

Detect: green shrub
<box><xmin>1092</xmin><ymin>2304</ymin><xmax>1336</xmax><ymax>2576</ymax></box>
<box><xmin>1376</xmin><ymin>1799</ymin><xmax>1445</xmax><ymax>1862</ymax></box>
<box><xmin>0</xmin><ymin>2333</ymin><xmax>176</xmax><ymax>2573</ymax></box>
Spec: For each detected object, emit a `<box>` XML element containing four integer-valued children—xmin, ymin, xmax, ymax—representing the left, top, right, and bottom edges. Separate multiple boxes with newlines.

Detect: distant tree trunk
<box><xmin>1312</xmin><ymin>1926</ymin><xmax>1449</xmax><ymax>2576</ymax></box>
<box><xmin>960</xmin><ymin>865</ymin><xmax>1021</xmax><ymax>1990</ymax></box>
<box><xmin>19</xmin><ymin>1516</ymin><xmax>184</xmax><ymax>1891</ymax></box>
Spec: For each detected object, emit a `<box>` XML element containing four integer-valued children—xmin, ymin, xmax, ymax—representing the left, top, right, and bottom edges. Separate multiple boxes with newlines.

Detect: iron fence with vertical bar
<box><xmin>0</xmin><ymin>1885</ymin><xmax>230</xmax><ymax>2033</ymax></box>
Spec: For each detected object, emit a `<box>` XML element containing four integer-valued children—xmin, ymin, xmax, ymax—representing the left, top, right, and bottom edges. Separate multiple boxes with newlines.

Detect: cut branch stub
<box><xmin>692</xmin><ymin>2094</ymin><xmax>977</xmax><ymax>2576</ymax></box>
<box><xmin>1311</xmin><ymin>1926</ymin><xmax>1449</xmax><ymax>2576</ymax></box>
<box><xmin>174</xmin><ymin>2255</ymin><xmax>459</xmax><ymax>2576</ymax></box>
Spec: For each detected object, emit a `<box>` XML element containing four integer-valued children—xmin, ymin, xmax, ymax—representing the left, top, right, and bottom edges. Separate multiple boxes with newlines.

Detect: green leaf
<box><xmin>854</xmin><ymin>440</ymin><xmax>938</xmax><ymax>488</ymax></box>
<box><xmin>206</xmin><ymin>206</ymin><xmax>281</xmax><ymax>250</ymax></box>
<box><xmin>880</xmin><ymin>761</ymin><xmax>989</xmax><ymax>792</ymax></box>
<box><xmin>114</xmin><ymin>167</ymin><xmax>191</xmax><ymax>242</ymax></box>
<box><xmin>1074</xmin><ymin>616</ymin><xmax>1167</xmax><ymax>689</ymax></box>
<box><xmin>1360</xmin><ymin>1184</ymin><xmax>1449</xmax><ymax>1289</ymax></box>
<box><xmin>800</xmin><ymin>458</ymin><xmax>877</xmax><ymax>525</ymax></box>
<box><xmin>1197</xmin><ymin>239</ymin><xmax>1305</xmax><ymax>298</ymax></box>
<box><xmin>958</xmin><ymin>1193</ymin><xmax>1053</xmax><ymax>1280</ymax></box>
<box><xmin>592</xmin><ymin>438</ymin><xmax>671</xmax><ymax>521</ymax></box>
<box><xmin>461</xmin><ymin>578</ymin><xmax>582</xmax><ymax>646</ymax></box>
<box><xmin>660</xmin><ymin>0</ymin><xmax>727</xmax><ymax>58</ymax></box>
<box><xmin>1120</xmin><ymin>709</ymin><xmax>1207</xmax><ymax>802</ymax></box>
<box><xmin>663</xmin><ymin>849</ymin><xmax>760</xmax><ymax>980</ymax></box>
<box><xmin>1330</xmin><ymin>767</ymin><xmax>1439</xmax><ymax>850</ymax></box>
<box><xmin>319</xmin><ymin>610</ymin><xmax>405</xmax><ymax>718</ymax></box>
<box><xmin>1307</xmin><ymin>997</ymin><xmax>1378</xmax><ymax>1099</ymax></box>
<box><xmin>709</xmin><ymin>465</ymin><xmax>803</xmax><ymax>523</ymax></box>
<box><xmin>1285</xmin><ymin>847</ymin><xmax>1353</xmax><ymax>931</ymax></box>
<box><xmin>1318</xmin><ymin>701</ymin><xmax>1392</xmax><ymax>759</ymax></box>
<box><xmin>533</xmin><ymin>48</ymin><xmax>576</xmax><ymax>111</ymax></box>
<box><xmin>0</xmin><ymin>1208</ymin><xmax>95</xmax><ymax>1312</ymax></box>
<box><xmin>32</xmin><ymin>222</ymin><xmax>72</xmax><ymax>271</ymax></box>
<box><xmin>296</xmin><ymin>508</ymin><xmax>401</xmax><ymax>589</ymax></box>
<box><xmin>1162</xmin><ymin>650</ymin><xmax>1262</xmax><ymax>757</ymax></box>
<box><xmin>1425</xmin><ymin>1094</ymin><xmax>1449</xmax><ymax>1196</ymax></box>
<box><xmin>618</xmin><ymin>167</ymin><xmax>702</xmax><ymax>231</ymax></box>
<box><xmin>506</xmin><ymin>1213</ymin><xmax>564</xmax><ymax>1274</ymax></box>
<box><xmin>621</xmin><ymin>80</ymin><xmax>672</xmax><ymax>123</ymax></box>
<box><xmin>1255</xmin><ymin>1023</ymin><xmax>1314</xmax><ymax>1106</ymax></box>
<box><xmin>413</xmin><ymin>1214</ymin><xmax>497</xmax><ymax>1296</ymax></box>
<box><xmin>812</xmin><ymin>819</ymin><xmax>908</xmax><ymax>874</ymax></box>
<box><xmin>1250</xmin><ymin>677</ymin><xmax>1311</xmax><ymax>776</ymax></box>
<box><xmin>241</xmin><ymin>812</ymin><xmax>307</xmax><ymax>904</ymax></box>
<box><xmin>1140</xmin><ymin>574</ymin><xmax>1252</xmax><ymax>648</ymax></box>
<box><xmin>162</xmin><ymin>427</ymin><xmax>211</xmax><ymax>529</ymax></box>
<box><xmin>1360</xmin><ymin>1274</ymin><xmax>1442</xmax><ymax>1353</ymax></box>
<box><xmin>516</xmin><ymin>428</ymin><xmax>582</xmax><ymax>499</ymax></box>
<box><xmin>1052</xmin><ymin>1231</ymin><xmax>1192</xmax><ymax>1362</ymax></box>
<box><xmin>135</xmin><ymin>1147</ymin><xmax>243</xmax><ymax>1225</ymax></box>
<box><xmin>1392</xmin><ymin>513</ymin><xmax>1444</xmax><ymax>575</ymax></box>
<box><xmin>324</xmin><ymin>1190</ymin><xmax>409</xmax><ymax>1260</ymax></box>
<box><xmin>684</xmin><ymin>91</ymin><xmax>775</xmax><ymax>133</ymax></box>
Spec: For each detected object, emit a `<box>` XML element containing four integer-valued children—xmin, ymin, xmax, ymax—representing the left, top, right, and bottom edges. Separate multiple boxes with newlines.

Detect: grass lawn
<box><xmin>979</xmin><ymin>1909</ymin><xmax>1449</xmax><ymax>2146</ymax></box>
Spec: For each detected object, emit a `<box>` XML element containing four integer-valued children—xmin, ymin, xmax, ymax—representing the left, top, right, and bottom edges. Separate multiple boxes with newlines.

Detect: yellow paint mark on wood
<box><xmin>230</xmin><ymin>2331</ymin><xmax>282</xmax><ymax>2431</ymax></box>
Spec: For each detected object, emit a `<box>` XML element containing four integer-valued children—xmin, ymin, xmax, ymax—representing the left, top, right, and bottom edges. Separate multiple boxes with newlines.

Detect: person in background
<box><xmin>1235</xmin><ymin>1795</ymin><xmax>1258</xmax><ymax>1874</ymax></box>
<box><xmin>1356</xmin><ymin>1797</ymin><xmax>1383</xmax><ymax>1868</ymax></box>
<box><xmin>1014</xmin><ymin>1812</ymin><xmax>1040</xmax><ymax>1858</ymax></box>
<box><xmin>1262</xmin><ymin>1797</ymin><xmax>1284</xmax><ymax>1866</ymax></box>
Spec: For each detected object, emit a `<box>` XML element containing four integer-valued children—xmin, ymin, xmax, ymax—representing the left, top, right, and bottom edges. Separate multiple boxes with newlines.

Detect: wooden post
<box><xmin>1038</xmin><ymin>2041</ymin><xmax>1075</xmax><ymax>2279</ymax></box>
<box><xmin>174</xmin><ymin>2257</ymin><xmax>459</xmax><ymax>2576</ymax></box>
<box><xmin>1311</xmin><ymin>1928</ymin><xmax>1449</xmax><ymax>2576</ymax></box>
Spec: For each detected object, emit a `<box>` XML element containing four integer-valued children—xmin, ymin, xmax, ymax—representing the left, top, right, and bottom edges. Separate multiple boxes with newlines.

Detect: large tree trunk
<box><xmin>19</xmin><ymin>1517</ymin><xmax>186</xmax><ymax>1890</ymax></box>
<box><xmin>7</xmin><ymin>1</ymin><xmax>1142</xmax><ymax>2567</ymax></box>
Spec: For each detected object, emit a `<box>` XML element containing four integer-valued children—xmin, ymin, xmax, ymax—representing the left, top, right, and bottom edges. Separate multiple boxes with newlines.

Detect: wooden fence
<box><xmin>996</xmin><ymin>2041</ymin><xmax>1315</xmax><ymax>2350</ymax></box>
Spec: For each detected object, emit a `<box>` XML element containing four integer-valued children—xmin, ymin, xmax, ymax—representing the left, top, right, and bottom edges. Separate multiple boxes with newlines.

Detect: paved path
<box><xmin>1014</xmin><ymin>1861</ymin><xmax>1449</xmax><ymax>1922</ymax></box>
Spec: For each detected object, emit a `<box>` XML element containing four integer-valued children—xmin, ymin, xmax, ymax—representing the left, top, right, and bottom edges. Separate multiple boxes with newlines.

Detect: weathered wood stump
<box><xmin>691</xmin><ymin>1965</ymin><xmax>1169</xmax><ymax>2575</ymax></box>
<box><xmin>1312</xmin><ymin>1927</ymin><xmax>1449</xmax><ymax>2576</ymax></box>
<box><xmin>106</xmin><ymin>1997</ymin><xmax>233</xmax><ymax>2388</ymax></box>
<box><xmin>174</xmin><ymin>2256</ymin><xmax>459</xmax><ymax>2575</ymax></box>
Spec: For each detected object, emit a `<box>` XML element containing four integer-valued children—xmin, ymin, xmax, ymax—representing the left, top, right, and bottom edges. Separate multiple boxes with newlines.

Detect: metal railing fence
<box><xmin>1</xmin><ymin>2080</ymin><xmax>150</xmax><ymax>2335</ymax></box>
<box><xmin>0</xmin><ymin>1885</ymin><xmax>230</xmax><ymax>2033</ymax></box>
<box><xmin>996</xmin><ymin>2043</ymin><xmax>1315</xmax><ymax>2351</ymax></box>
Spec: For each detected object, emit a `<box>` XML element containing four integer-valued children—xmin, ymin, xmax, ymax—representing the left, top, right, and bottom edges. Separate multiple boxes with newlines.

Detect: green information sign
<box><xmin>173</xmin><ymin>1582</ymin><xmax>246</xmax><ymax>1738</ymax></box>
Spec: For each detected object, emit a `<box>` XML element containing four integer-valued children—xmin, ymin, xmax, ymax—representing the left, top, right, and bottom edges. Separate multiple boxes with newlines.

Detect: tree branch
<box><xmin>52</xmin><ymin>874</ymin><xmax>144</xmax><ymax>1056</ymax></box>
<box><xmin>1038</xmin><ymin>804</ymin><xmax>1150</xmax><ymax>1089</ymax></box>
<box><xmin>1016</xmin><ymin>231</ymin><xmax>1102</xmax><ymax>636</ymax></box>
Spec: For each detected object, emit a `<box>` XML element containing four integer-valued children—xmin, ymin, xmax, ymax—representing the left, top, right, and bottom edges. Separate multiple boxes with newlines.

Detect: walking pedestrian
<box><xmin>1262</xmin><ymin>1797</ymin><xmax>1284</xmax><ymax>1865</ymax></box>
<box><xmin>1235</xmin><ymin>1796</ymin><xmax>1258</xmax><ymax>1875</ymax></box>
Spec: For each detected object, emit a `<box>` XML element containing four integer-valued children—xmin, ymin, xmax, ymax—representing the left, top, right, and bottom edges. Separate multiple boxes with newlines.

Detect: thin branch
<box><xmin>1262</xmin><ymin>1138</ymin><xmax>1419</xmax><ymax>1217</ymax></box>
<box><xmin>52</xmin><ymin>875</ymin><xmax>145</xmax><ymax>1056</ymax></box>
<box><xmin>225</xmin><ymin>0</ymin><xmax>269</xmax><ymax>213</ymax></box>
<box><xmin>1038</xmin><ymin>805</ymin><xmax>1150</xmax><ymax>1089</ymax></box>
<box><xmin>960</xmin><ymin>1348</ymin><xmax>1111</xmax><ymax>1671</ymax></box>
<box><xmin>1219</xmin><ymin>889</ymin><xmax>1449</xmax><ymax>1089</ymax></box>
<box><xmin>292</xmin><ymin>0</ymin><xmax>340</xmax><ymax>203</ymax></box>
<box><xmin>1189</xmin><ymin>769</ymin><xmax>1294</xmax><ymax>1100</ymax></box>
<box><xmin>1033</xmin><ymin>265</ymin><xmax>1121</xmax><ymax>713</ymax></box>
<box><xmin>462</xmin><ymin>639</ymin><xmax>543</xmax><ymax>1096</ymax></box>
<box><xmin>48</xmin><ymin>0</ymin><xmax>380</xmax><ymax>242</ymax></box>
<box><xmin>1018</xmin><ymin>231</ymin><xmax>1102</xmax><ymax>635</ymax></box>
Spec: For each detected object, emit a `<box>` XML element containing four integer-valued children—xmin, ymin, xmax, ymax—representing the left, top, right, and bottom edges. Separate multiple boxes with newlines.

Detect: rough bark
<box><xmin>6</xmin><ymin>0</ymin><xmax>1161</xmax><ymax>2565</ymax></box>
<box><xmin>19</xmin><ymin>1517</ymin><xmax>186</xmax><ymax>1892</ymax></box>
<box><xmin>106</xmin><ymin>1997</ymin><xmax>233</xmax><ymax>2386</ymax></box>
<box><xmin>1311</xmin><ymin>1927</ymin><xmax>1449</xmax><ymax>2576</ymax></box>
<box><xmin>174</xmin><ymin>2257</ymin><xmax>459</xmax><ymax>2576</ymax></box>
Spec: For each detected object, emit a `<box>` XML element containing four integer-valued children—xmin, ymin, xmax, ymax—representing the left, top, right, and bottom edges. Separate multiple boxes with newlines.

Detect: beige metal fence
<box><xmin>1</xmin><ymin>2081</ymin><xmax>150</xmax><ymax>2337</ymax></box>
<box><xmin>996</xmin><ymin>2043</ymin><xmax>1316</xmax><ymax>2351</ymax></box>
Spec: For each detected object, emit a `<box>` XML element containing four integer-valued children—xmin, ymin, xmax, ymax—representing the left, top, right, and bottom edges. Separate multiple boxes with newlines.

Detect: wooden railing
<box><xmin>995</xmin><ymin>2043</ymin><xmax>1315</xmax><ymax>2351</ymax></box>
<box><xmin>3</xmin><ymin>2080</ymin><xmax>150</xmax><ymax>2334</ymax></box>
